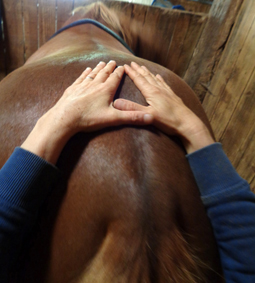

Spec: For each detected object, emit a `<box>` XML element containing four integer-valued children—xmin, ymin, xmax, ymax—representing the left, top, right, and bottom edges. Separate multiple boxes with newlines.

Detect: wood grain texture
<box><xmin>170</xmin><ymin>0</ymin><xmax>212</xmax><ymax>13</ymax></box>
<box><xmin>0</xmin><ymin>0</ymin><xmax>6</xmax><ymax>80</ymax></box>
<box><xmin>57</xmin><ymin>0</ymin><xmax>74</xmax><ymax>30</ymax></box>
<box><xmin>2</xmin><ymin>0</ymin><xmax>24</xmax><ymax>73</ymax></box>
<box><xmin>38</xmin><ymin>0</ymin><xmax>56</xmax><ymax>47</ymax></box>
<box><xmin>23</xmin><ymin>0</ymin><xmax>38</xmax><ymax>61</ymax></box>
<box><xmin>202</xmin><ymin>0</ymin><xmax>255</xmax><ymax>186</ymax></box>
<box><xmin>175</xmin><ymin>13</ymin><xmax>206</xmax><ymax>78</ymax></box>
<box><xmin>203</xmin><ymin>0</ymin><xmax>255</xmax><ymax>119</ymax></box>
<box><xmin>184</xmin><ymin>0</ymin><xmax>243</xmax><ymax>101</ymax></box>
<box><xmin>106</xmin><ymin>1</ymin><xmax>206</xmax><ymax>77</ymax></box>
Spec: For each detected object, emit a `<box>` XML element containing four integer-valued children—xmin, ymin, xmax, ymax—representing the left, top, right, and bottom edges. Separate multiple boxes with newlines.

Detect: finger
<box><xmin>73</xmin><ymin>67</ymin><xmax>92</xmax><ymax>85</ymax></box>
<box><xmin>141</xmin><ymin>65</ymin><xmax>158</xmax><ymax>82</ymax></box>
<box><xmin>113</xmin><ymin>98</ymin><xmax>147</xmax><ymax>112</ymax></box>
<box><xmin>111</xmin><ymin>110</ymin><xmax>154</xmax><ymax>126</ymax></box>
<box><xmin>104</xmin><ymin>66</ymin><xmax>125</xmax><ymax>94</ymax></box>
<box><xmin>94</xmin><ymin>60</ymin><xmax>117</xmax><ymax>83</ymax></box>
<box><xmin>124</xmin><ymin>64</ymin><xmax>151</xmax><ymax>95</ymax></box>
<box><xmin>156</xmin><ymin>74</ymin><xmax>170</xmax><ymax>89</ymax></box>
<box><xmin>83</xmin><ymin>61</ymin><xmax>106</xmax><ymax>81</ymax></box>
<box><xmin>130</xmin><ymin>62</ymin><xmax>157</xmax><ymax>85</ymax></box>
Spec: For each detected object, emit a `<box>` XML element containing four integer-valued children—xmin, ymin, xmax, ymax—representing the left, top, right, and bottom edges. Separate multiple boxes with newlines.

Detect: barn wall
<box><xmin>202</xmin><ymin>0</ymin><xmax>255</xmax><ymax>189</ymax></box>
<box><xmin>0</xmin><ymin>0</ymin><xmax>207</xmax><ymax>78</ymax></box>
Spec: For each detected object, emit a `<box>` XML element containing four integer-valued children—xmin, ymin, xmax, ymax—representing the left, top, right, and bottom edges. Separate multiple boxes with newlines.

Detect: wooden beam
<box><xmin>38</xmin><ymin>0</ymin><xmax>57</xmax><ymax>47</ymax></box>
<box><xmin>183</xmin><ymin>0</ymin><xmax>243</xmax><ymax>101</ymax></box>
<box><xmin>23</xmin><ymin>0</ymin><xmax>38</xmax><ymax>61</ymax></box>
<box><xmin>57</xmin><ymin>0</ymin><xmax>74</xmax><ymax>30</ymax></box>
<box><xmin>0</xmin><ymin>0</ymin><xmax>6</xmax><ymax>80</ymax></box>
<box><xmin>2</xmin><ymin>0</ymin><xmax>24</xmax><ymax>73</ymax></box>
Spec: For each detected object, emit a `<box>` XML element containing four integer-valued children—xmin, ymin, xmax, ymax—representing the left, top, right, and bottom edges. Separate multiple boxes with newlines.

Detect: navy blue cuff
<box><xmin>186</xmin><ymin>143</ymin><xmax>249</xmax><ymax>198</ymax></box>
<box><xmin>0</xmin><ymin>147</ymin><xmax>60</xmax><ymax>212</ymax></box>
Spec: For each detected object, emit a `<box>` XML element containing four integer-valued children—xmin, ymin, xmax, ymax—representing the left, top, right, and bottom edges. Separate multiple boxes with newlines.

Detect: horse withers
<box><xmin>0</xmin><ymin>3</ymin><xmax>222</xmax><ymax>282</ymax></box>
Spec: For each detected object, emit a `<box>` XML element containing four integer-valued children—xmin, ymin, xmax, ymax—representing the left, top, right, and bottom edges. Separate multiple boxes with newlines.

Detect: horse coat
<box><xmin>0</xmin><ymin>3</ymin><xmax>222</xmax><ymax>282</ymax></box>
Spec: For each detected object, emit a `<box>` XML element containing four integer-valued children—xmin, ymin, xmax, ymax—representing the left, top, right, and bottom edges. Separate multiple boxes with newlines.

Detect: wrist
<box><xmin>179</xmin><ymin>119</ymin><xmax>215</xmax><ymax>154</ymax></box>
<box><xmin>21</xmin><ymin>111</ymin><xmax>72</xmax><ymax>164</ymax></box>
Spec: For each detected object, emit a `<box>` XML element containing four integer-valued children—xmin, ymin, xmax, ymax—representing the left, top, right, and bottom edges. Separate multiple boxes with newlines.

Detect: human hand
<box><xmin>113</xmin><ymin>62</ymin><xmax>214</xmax><ymax>153</ymax></box>
<box><xmin>51</xmin><ymin>60</ymin><xmax>152</xmax><ymax>135</ymax></box>
<box><xmin>21</xmin><ymin>61</ymin><xmax>152</xmax><ymax>164</ymax></box>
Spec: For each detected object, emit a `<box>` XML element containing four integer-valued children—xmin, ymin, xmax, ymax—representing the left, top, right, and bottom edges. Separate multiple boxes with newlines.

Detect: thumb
<box><xmin>112</xmin><ymin>110</ymin><xmax>153</xmax><ymax>126</ymax></box>
<box><xmin>113</xmin><ymin>99</ymin><xmax>146</xmax><ymax>112</ymax></box>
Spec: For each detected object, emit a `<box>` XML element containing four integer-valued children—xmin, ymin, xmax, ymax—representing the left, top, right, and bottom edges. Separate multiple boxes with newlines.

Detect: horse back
<box><xmin>0</xmin><ymin>52</ymin><xmax>222</xmax><ymax>282</ymax></box>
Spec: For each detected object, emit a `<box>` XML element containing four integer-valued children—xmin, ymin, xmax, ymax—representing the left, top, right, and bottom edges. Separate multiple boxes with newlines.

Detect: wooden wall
<box><xmin>0</xmin><ymin>0</ymin><xmax>208</xmax><ymax>78</ymax></box>
<box><xmin>202</xmin><ymin>0</ymin><xmax>255</xmax><ymax>189</ymax></box>
<box><xmin>170</xmin><ymin>0</ymin><xmax>212</xmax><ymax>13</ymax></box>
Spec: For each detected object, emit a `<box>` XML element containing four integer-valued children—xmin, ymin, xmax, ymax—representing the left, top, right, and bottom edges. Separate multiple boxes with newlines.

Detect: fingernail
<box><xmin>85</xmin><ymin>67</ymin><xmax>90</xmax><ymax>71</ymax></box>
<box><xmin>144</xmin><ymin>114</ymin><xmax>153</xmax><ymax>123</ymax></box>
<box><xmin>108</xmin><ymin>60</ymin><xmax>115</xmax><ymax>64</ymax></box>
<box><xmin>97</xmin><ymin>61</ymin><xmax>104</xmax><ymax>66</ymax></box>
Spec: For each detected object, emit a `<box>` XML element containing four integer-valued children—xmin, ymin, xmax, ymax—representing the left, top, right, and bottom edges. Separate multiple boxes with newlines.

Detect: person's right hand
<box><xmin>113</xmin><ymin>62</ymin><xmax>215</xmax><ymax>153</ymax></box>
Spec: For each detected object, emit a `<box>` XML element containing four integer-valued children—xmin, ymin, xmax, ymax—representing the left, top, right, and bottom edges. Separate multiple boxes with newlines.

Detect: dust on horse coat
<box><xmin>0</xmin><ymin>3</ymin><xmax>222</xmax><ymax>282</ymax></box>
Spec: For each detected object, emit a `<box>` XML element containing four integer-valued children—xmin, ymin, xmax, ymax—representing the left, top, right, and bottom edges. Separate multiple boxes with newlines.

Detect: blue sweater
<box><xmin>0</xmin><ymin>144</ymin><xmax>255</xmax><ymax>282</ymax></box>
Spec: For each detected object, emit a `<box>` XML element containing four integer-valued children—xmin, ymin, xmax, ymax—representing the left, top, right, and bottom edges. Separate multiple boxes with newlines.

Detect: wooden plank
<box><xmin>2</xmin><ymin>0</ymin><xmax>24</xmax><ymax>72</ymax></box>
<box><xmin>165</xmin><ymin>12</ymin><xmax>189</xmax><ymax>72</ymax></box>
<box><xmin>184</xmin><ymin>0</ymin><xmax>243</xmax><ymax>101</ymax></box>
<box><xmin>220</xmin><ymin>66</ymin><xmax>255</xmax><ymax>168</ymax></box>
<box><xmin>0</xmin><ymin>0</ymin><xmax>6</xmax><ymax>80</ymax></box>
<box><xmin>203</xmin><ymin>0</ymin><xmax>255</xmax><ymax>119</ymax></box>
<box><xmin>175</xmin><ymin>13</ymin><xmax>206</xmax><ymax>78</ymax></box>
<box><xmin>145</xmin><ymin>8</ymin><xmax>179</xmax><ymax>66</ymax></box>
<box><xmin>170</xmin><ymin>0</ymin><xmax>211</xmax><ymax>13</ymax></box>
<box><xmin>38</xmin><ymin>0</ymin><xmax>57</xmax><ymax>47</ymax></box>
<box><xmin>57</xmin><ymin>0</ymin><xmax>74</xmax><ymax>30</ymax></box>
<box><xmin>23</xmin><ymin>0</ymin><xmax>38</xmax><ymax>61</ymax></box>
<box><xmin>207</xmin><ymin>5</ymin><xmax>255</xmax><ymax>142</ymax></box>
<box><xmin>73</xmin><ymin>0</ymin><xmax>88</xmax><ymax>10</ymax></box>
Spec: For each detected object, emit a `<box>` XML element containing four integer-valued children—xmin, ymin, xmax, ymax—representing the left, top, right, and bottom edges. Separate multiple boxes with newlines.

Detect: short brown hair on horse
<box><xmin>64</xmin><ymin>2</ymin><xmax>133</xmax><ymax>51</ymax></box>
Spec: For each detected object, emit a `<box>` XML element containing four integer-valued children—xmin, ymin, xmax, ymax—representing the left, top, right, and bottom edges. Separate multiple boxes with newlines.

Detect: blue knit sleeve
<box><xmin>0</xmin><ymin>147</ymin><xmax>60</xmax><ymax>282</ymax></box>
<box><xmin>186</xmin><ymin>143</ymin><xmax>255</xmax><ymax>282</ymax></box>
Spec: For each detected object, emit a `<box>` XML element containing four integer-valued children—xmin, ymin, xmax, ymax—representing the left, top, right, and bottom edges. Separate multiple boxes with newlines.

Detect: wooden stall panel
<box><xmin>2</xmin><ymin>0</ymin><xmax>24</xmax><ymax>73</ymax></box>
<box><xmin>38</xmin><ymin>0</ymin><xmax>56</xmax><ymax>47</ymax></box>
<box><xmin>184</xmin><ymin>0</ymin><xmax>243</xmax><ymax>101</ymax></box>
<box><xmin>202</xmin><ymin>0</ymin><xmax>255</xmax><ymax>186</ymax></box>
<box><xmin>174</xmin><ymin>13</ymin><xmax>206</xmax><ymax>78</ymax></box>
<box><xmin>106</xmin><ymin>1</ymin><xmax>206</xmax><ymax>78</ymax></box>
<box><xmin>0</xmin><ymin>0</ymin><xmax>6</xmax><ymax>80</ymax></box>
<box><xmin>203</xmin><ymin>0</ymin><xmax>255</xmax><ymax>120</ymax></box>
<box><xmin>170</xmin><ymin>0</ymin><xmax>211</xmax><ymax>13</ymax></box>
<box><xmin>23</xmin><ymin>0</ymin><xmax>38</xmax><ymax>61</ymax></box>
<box><xmin>57</xmin><ymin>0</ymin><xmax>74</xmax><ymax>30</ymax></box>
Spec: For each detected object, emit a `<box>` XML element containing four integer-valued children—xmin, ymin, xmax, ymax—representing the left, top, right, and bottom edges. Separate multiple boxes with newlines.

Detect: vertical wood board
<box><xmin>184</xmin><ymin>0</ymin><xmax>243</xmax><ymax>101</ymax></box>
<box><xmin>23</xmin><ymin>0</ymin><xmax>38</xmax><ymax>61</ymax></box>
<box><xmin>170</xmin><ymin>0</ymin><xmax>212</xmax><ymax>13</ymax></box>
<box><xmin>220</xmin><ymin>66</ymin><xmax>255</xmax><ymax>167</ymax></box>
<box><xmin>38</xmin><ymin>0</ymin><xmax>56</xmax><ymax>47</ymax></box>
<box><xmin>203</xmin><ymin>0</ymin><xmax>255</xmax><ymax>119</ymax></box>
<box><xmin>57</xmin><ymin>0</ymin><xmax>74</xmax><ymax>30</ymax></box>
<box><xmin>2</xmin><ymin>0</ymin><xmax>24</xmax><ymax>73</ymax></box>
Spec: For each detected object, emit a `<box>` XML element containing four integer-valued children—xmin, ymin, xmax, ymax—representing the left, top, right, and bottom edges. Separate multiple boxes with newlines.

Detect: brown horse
<box><xmin>0</xmin><ymin>3</ymin><xmax>222</xmax><ymax>282</ymax></box>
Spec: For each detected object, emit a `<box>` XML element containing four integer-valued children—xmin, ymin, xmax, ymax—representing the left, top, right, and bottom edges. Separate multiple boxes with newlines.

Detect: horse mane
<box><xmin>67</xmin><ymin>2</ymin><xmax>133</xmax><ymax>50</ymax></box>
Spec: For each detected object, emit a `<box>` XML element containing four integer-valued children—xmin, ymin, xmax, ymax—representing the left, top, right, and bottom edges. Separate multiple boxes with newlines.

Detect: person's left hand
<box><xmin>51</xmin><ymin>60</ymin><xmax>152</xmax><ymax>135</ymax></box>
<box><xmin>21</xmin><ymin>60</ymin><xmax>152</xmax><ymax>164</ymax></box>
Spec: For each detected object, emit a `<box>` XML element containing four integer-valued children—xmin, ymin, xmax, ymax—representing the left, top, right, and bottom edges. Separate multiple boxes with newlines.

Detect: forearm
<box><xmin>21</xmin><ymin>109</ymin><xmax>73</xmax><ymax>165</ymax></box>
<box><xmin>0</xmin><ymin>148</ymin><xmax>60</xmax><ymax>280</ymax></box>
<box><xmin>186</xmin><ymin>143</ymin><xmax>255</xmax><ymax>280</ymax></box>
